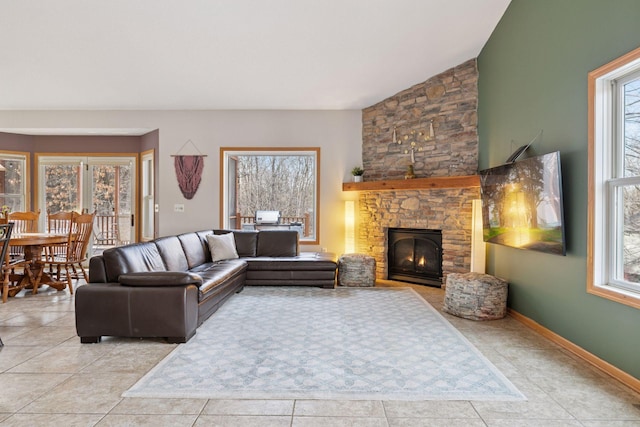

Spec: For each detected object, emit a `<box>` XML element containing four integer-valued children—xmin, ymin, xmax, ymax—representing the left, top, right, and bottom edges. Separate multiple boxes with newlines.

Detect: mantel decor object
<box><xmin>351</xmin><ymin>166</ymin><xmax>364</xmax><ymax>183</ymax></box>
<box><xmin>405</xmin><ymin>164</ymin><xmax>416</xmax><ymax>180</ymax></box>
<box><xmin>394</xmin><ymin>121</ymin><xmax>435</xmax><ymax>179</ymax></box>
<box><xmin>171</xmin><ymin>140</ymin><xmax>208</xmax><ymax>200</ymax></box>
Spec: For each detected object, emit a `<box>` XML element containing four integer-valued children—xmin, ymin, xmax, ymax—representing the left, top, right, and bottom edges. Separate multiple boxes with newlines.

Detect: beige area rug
<box><xmin>124</xmin><ymin>287</ymin><xmax>525</xmax><ymax>401</ymax></box>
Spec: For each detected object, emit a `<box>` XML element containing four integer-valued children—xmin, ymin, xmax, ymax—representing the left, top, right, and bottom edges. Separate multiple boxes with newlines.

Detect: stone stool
<box><xmin>443</xmin><ymin>272</ymin><xmax>508</xmax><ymax>320</ymax></box>
<box><xmin>337</xmin><ymin>254</ymin><xmax>376</xmax><ymax>287</ymax></box>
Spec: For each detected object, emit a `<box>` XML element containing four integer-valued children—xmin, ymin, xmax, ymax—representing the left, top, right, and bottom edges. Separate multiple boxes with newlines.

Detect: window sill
<box><xmin>587</xmin><ymin>284</ymin><xmax>640</xmax><ymax>310</ymax></box>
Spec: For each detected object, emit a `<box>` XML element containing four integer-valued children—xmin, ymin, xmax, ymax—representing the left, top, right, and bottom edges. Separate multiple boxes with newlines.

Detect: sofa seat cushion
<box><xmin>119</xmin><ymin>271</ymin><xmax>203</xmax><ymax>287</ymax></box>
<box><xmin>243</xmin><ymin>253</ymin><xmax>336</xmax><ymax>287</ymax></box>
<box><xmin>244</xmin><ymin>252</ymin><xmax>337</xmax><ymax>271</ymax></box>
<box><xmin>189</xmin><ymin>259</ymin><xmax>247</xmax><ymax>297</ymax></box>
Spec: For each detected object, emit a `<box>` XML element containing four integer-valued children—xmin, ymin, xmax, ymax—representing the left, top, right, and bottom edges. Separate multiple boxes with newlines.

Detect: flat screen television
<box><xmin>479</xmin><ymin>151</ymin><xmax>566</xmax><ymax>255</ymax></box>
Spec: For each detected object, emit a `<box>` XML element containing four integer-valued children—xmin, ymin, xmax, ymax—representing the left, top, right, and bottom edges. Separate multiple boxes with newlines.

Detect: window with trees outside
<box><xmin>220</xmin><ymin>148</ymin><xmax>319</xmax><ymax>244</ymax></box>
<box><xmin>589</xmin><ymin>46</ymin><xmax>640</xmax><ymax>309</ymax></box>
<box><xmin>0</xmin><ymin>152</ymin><xmax>28</xmax><ymax>213</ymax></box>
<box><xmin>37</xmin><ymin>155</ymin><xmax>136</xmax><ymax>251</ymax></box>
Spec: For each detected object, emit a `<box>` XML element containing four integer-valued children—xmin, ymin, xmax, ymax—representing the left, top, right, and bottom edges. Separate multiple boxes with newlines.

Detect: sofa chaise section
<box><xmin>215</xmin><ymin>229</ymin><xmax>337</xmax><ymax>288</ymax></box>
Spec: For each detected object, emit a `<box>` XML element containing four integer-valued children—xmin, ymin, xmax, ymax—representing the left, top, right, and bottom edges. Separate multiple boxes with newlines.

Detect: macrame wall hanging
<box><xmin>171</xmin><ymin>140</ymin><xmax>207</xmax><ymax>200</ymax></box>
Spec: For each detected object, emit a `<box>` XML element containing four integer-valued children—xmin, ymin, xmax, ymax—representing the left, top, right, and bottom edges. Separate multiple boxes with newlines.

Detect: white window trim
<box><xmin>588</xmin><ymin>46</ymin><xmax>640</xmax><ymax>309</ymax></box>
<box><xmin>608</xmin><ymin>178</ymin><xmax>640</xmax><ymax>294</ymax></box>
<box><xmin>141</xmin><ymin>150</ymin><xmax>155</xmax><ymax>241</ymax></box>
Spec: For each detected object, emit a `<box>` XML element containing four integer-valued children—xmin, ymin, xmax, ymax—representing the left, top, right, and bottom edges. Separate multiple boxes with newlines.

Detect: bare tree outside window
<box><xmin>39</xmin><ymin>156</ymin><xmax>135</xmax><ymax>250</ymax></box>
<box><xmin>221</xmin><ymin>148</ymin><xmax>320</xmax><ymax>244</ymax></box>
<box><xmin>622</xmin><ymin>78</ymin><xmax>640</xmax><ymax>282</ymax></box>
<box><xmin>43</xmin><ymin>164</ymin><xmax>131</xmax><ymax>216</ymax></box>
<box><xmin>44</xmin><ymin>164</ymin><xmax>80</xmax><ymax>213</ymax></box>
<box><xmin>237</xmin><ymin>155</ymin><xmax>314</xmax><ymax>218</ymax></box>
<box><xmin>0</xmin><ymin>156</ymin><xmax>26</xmax><ymax>212</ymax></box>
<box><xmin>91</xmin><ymin>165</ymin><xmax>132</xmax><ymax>216</ymax></box>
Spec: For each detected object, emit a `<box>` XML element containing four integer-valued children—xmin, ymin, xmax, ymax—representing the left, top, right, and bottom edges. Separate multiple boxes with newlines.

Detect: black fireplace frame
<box><xmin>387</xmin><ymin>227</ymin><xmax>443</xmax><ymax>287</ymax></box>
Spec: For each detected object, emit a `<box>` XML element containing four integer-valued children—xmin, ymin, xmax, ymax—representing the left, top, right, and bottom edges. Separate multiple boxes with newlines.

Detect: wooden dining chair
<box><xmin>7</xmin><ymin>209</ymin><xmax>41</xmax><ymax>261</ymax></box>
<box><xmin>7</xmin><ymin>209</ymin><xmax>40</xmax><ymax>233</ymax></box>
<box><xmin>0</xmin><ymin>219</ymin><xmax>35</xmax><ymax>303</ymax></box>
<box><xmin>46</xmin><ymin>211</ymin><xmax>95</xmax><ymax>295</ymax></box>
<box><xmin>45</xmin><ymin>210</ymin><xmax>74</xmax><ymax>275</ymax></box>
<box><xmin>1</xmin><ymin>212</ymin><xmax>37</xmax><ymax>291</ymax></box>
<box><xmin>1</xmin><ymin>222</ymin><xmax>14</xmax><ymax>303</ymax></box>
<box><xmin>47</xmin><ymin>210</ymin><xmax>74</xmax><ymax>234</ymax></box>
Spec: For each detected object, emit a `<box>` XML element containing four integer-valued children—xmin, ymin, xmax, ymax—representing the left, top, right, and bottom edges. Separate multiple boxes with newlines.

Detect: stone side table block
<box><xmin>338</xmin><ymin>254</ymin><xmax>376</xmax><ymax>287</ymax></box>
<box><xmin>443</xmin><ymin>272</ymin><xmax>508</xmax><ymax>320</ymax></box>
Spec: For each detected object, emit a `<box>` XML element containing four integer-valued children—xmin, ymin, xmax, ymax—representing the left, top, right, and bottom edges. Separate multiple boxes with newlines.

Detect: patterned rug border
<box><xmin>124</xmin><ymin>287</ymin><xmax>526</xmax><ymax>401</ymax></box>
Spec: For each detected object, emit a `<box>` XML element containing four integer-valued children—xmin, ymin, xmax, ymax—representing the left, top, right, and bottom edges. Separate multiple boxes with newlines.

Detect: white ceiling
<box><xmin>0</xmin><ymin>0</ymin><xmax>510</xmax><ymax>111</ymax></box>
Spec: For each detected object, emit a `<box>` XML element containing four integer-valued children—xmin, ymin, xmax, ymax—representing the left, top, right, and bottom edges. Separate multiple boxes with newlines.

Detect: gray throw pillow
<box><xmin>206</xmin><ymin>232</ymin><xmax>239</xmax><ymax>261</ymax></box>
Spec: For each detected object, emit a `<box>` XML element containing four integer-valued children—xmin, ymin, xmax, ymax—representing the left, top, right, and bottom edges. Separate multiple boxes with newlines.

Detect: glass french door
<box><xmin>37</xmin><ymin>155</ymin><xmax>137</xmax><ymax>257</ymax></box>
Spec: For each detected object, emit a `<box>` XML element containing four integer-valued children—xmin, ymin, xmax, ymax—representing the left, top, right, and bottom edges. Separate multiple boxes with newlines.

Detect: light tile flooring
<box><xmin>0</xmin><ymin>281</ymin><xmax>639</xmax><ymax>426</ymax></box>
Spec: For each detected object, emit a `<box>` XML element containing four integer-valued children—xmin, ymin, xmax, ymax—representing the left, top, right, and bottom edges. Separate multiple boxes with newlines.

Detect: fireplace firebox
<box><xmin>387</xmin><ymin>228</ymin><xmax>443</xmax><ymax>287</ymax></box>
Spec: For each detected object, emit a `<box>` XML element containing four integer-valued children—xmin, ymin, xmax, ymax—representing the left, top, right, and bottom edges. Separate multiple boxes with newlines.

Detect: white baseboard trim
<box><xmin>507</xmin><ymin>308</ymin><xmax>640</xmax><ymax>394</ymax></box>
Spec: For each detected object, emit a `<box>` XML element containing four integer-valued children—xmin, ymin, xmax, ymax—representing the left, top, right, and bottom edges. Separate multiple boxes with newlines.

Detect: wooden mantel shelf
<box><xmin>342</xmin><ymin>175</ymin><xmax>480</xmax><ymax>192</ymax></box>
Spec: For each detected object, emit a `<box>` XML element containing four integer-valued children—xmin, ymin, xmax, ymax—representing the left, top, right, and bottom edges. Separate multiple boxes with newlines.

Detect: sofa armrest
<box><xmin>119</xmin><ymin>271</ymin><xmax>203</xmax><ymax>287</ymax></box>
<box><xmin>88</xmin><ymin>256</ymin><xmax>108</xmax><ymax>283</ymax></box>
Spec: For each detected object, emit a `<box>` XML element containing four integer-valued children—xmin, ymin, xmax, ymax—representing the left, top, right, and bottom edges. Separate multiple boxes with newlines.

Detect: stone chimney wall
<box><xmin>358</xmin><ymin>59</ymin><xmax>480</xmax><ymax>282</ymax></box>
<box><xmin>362</xmin><ymin>58</ymin><xmax>478</xmax><ymax>180</ymax></box>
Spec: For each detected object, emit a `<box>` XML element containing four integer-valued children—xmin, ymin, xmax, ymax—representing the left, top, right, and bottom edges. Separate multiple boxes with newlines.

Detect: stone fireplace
<box><xmin>387</xmin><ymin>228</ymin><xmax>442</xmax><ymax>286</ymax></box>
<box><xmin>353</xmin><ymin>58</ymin><xmax>480</xmax><ymax>284</ymax></box>
<box><xmin>357</xmin><ymin>186</ymin><xmax>480</xmax><ymax>284</ymax></box>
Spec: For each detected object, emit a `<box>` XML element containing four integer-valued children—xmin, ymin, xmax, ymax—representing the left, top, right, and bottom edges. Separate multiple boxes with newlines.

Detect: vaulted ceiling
<box><xmin>0</xmin><ymin>0</ymin><xmax>510</xmax><ymax>110</ymax></box>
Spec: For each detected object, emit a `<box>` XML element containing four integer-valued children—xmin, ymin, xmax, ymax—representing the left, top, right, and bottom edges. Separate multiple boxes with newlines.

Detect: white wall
<box><xmin>0</xmin><ymin>110</ymin><xmax>362</xmax><ymax>254</ymax></box>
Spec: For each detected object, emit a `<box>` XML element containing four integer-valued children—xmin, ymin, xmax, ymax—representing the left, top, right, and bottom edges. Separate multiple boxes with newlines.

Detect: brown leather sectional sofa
<box><xmin>75</xmin><ymin>229</ymin><xmax>336</xmax><ymax>344</ymax></box>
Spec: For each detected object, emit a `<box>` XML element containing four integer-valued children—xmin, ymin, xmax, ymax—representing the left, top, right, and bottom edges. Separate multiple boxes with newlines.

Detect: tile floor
<box><xmin>0</xmin><ymin>281</ymin><xmax>639</xmax><ymax>426</ymax></box>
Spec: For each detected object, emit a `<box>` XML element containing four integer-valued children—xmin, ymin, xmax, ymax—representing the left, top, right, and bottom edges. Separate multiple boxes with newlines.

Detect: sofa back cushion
<box><xmin>214</xmin><ymin>230</ymin><xmax>258</xmax><ymax>257</ymax></box>
<box><xmin>256</xmin><ymin>230</ymin><xmax>299</xmax><ymax>257</ymax></box>
<box><xmin>155</xmin><ymin>236</ymin><xmax>189</xmax><ymax>271</ymax></box>
<box><xmin>178</xmin><ymin>232</ymin><xmax>210</xmax><ymax>269</ymax></box>
<box><xmin>234</xmin><ymin>231</ymin><xmax>258</xmax><ymax>257</ymax></box>
<box><xmin>102</xmin><ymin>242</ymin><xmax>167</xmax><ymax>282</ymax></box>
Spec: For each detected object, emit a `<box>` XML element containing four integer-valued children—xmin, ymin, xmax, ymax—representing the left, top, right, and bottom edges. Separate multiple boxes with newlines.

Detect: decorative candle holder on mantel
<box><xmin>392</xmin><ymin>121</ymin><xmax>435</xmax><ymax>179</ymax></box>
<box><xmin>405</xmin><ymin>164</ymin><xmax>416</xmax><ymax>180</ymax></box>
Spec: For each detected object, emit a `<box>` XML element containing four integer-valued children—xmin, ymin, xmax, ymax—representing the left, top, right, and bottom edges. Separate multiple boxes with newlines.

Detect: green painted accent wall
<box><xmin>478</xmin><ymin>0</ymin><xmax>640</xmax><ymax>380</ymax></box>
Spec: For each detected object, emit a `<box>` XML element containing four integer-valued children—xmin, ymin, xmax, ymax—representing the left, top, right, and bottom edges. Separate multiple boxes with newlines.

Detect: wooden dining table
<box><xmin>8</xmin><ymin>232</ymin><xmax>69</xmax><ymax>296</ymax></box>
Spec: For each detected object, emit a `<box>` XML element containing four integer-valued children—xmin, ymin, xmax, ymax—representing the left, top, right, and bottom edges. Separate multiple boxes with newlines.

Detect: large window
<box><xmin>0</xmin><ymin>151</ymin><xmax>29</xmax><ymax>213</ymax></box>
<box><xmin>589</xmin><ymin>46</ymin><xmax>640</xmax><ymax>308</ymax></box>
<box><xmin>36</xmin><ymin>154</ymin><xmax>137</xmax><ymax>254</ymax></box>
<box><xmin>220</xmin><ymin>148</ymin><xmax>320</xmax><ymax>244</ymax></box>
